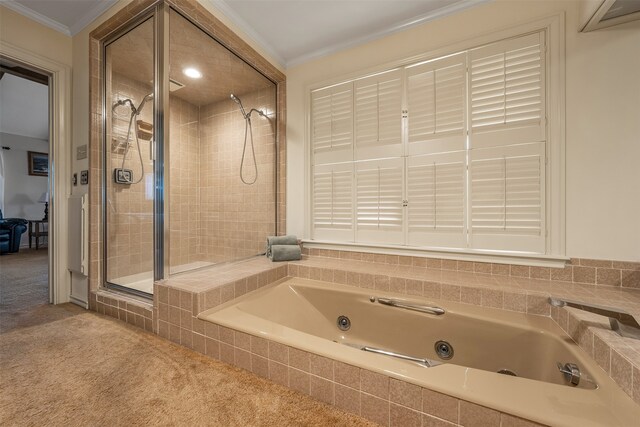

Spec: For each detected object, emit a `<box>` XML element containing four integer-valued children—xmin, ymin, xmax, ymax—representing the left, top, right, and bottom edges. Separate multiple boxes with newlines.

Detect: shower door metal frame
<box><xmin>101</xmin><ymin>4</ymin><xmax>160</xmax><ymax>298</ymax></box>
<box><xmin>101</xmin><ymin>1</ymin><xmax>280</xmax><ymax>298</ymax></box>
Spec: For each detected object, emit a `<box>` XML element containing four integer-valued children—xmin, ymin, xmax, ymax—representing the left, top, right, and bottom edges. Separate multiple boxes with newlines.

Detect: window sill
<box><xmin>301</xmin><ymin>240</ymin><xmax>569</xmax><ymax>268</ymax></box>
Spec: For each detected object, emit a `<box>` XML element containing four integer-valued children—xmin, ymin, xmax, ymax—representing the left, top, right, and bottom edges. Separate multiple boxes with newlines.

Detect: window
<box><xmin>310</xmin><ymin>30</ymin><xmax>553</xmax><ymax>255</ymax></box>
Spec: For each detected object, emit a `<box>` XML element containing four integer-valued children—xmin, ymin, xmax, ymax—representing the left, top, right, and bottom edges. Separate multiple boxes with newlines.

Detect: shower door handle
<box><xmin>150</xmin><ymin>138</ymin><xmax>155</xmax><ymax>161</ymax></box>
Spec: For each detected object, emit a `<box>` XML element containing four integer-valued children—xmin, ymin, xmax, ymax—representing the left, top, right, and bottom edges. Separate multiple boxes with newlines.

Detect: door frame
<box><xmin>0</xmin><ymin>40</ymin><xmax>72</xmax><ymax>304</ymax></box>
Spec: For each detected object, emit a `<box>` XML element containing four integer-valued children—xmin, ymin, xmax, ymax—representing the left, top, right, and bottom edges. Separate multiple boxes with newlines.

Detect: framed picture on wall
<box><xmin>28</xmin><ymin>151</ymin><xmax>48</xmax><ymax>177</ymax></box>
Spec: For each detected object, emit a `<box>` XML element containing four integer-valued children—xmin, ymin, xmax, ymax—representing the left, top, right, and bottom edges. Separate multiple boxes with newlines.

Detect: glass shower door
<box><xmin>104</xmin><ymin>17</ymin><xmax>155</xmax><ymax>295</ymax></box>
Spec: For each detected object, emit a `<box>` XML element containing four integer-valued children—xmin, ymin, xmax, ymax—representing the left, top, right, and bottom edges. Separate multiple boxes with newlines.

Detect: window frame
<box><xmin>303</xmin><ymin>14</ymin><xmax>566</xmax><ymax>262</ymax></box>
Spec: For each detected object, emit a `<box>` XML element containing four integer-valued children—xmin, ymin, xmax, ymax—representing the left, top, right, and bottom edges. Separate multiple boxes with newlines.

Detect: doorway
<box><xmin>0</xmin><ymin>62</ymin><xmax>52</xmax><ymax>331</ymax></box>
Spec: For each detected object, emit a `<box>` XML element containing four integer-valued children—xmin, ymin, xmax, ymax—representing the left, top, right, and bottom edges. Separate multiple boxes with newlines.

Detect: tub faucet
<box><xmin>549</xmin><ymin>297</ymin><xmax>640</xmax><ymax>340</ymax></box>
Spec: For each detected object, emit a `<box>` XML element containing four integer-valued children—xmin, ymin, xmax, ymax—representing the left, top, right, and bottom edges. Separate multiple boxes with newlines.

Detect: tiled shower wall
<box><xmin>199</xmin><ymin>88</ymin><xmax>277</xmax><ymax>263</ymax></box>
<box><xmin>105</xmin><ymin>73</ymin><xmax>154</xmax><ymax>281</ymax></box>
<box><xmin>168</xmin><ymin>96</ymin><xmax>201</xmax><ymax>268</ymax></box>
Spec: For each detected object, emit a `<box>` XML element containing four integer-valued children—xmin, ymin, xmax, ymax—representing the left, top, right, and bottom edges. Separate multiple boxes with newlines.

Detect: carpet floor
<box><xmin>0</xmin><ymin>251</ymin><xmax>376</xmax><ymax>426</ymax></box>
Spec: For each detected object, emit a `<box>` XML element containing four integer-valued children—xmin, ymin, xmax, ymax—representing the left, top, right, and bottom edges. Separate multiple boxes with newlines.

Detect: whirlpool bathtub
<box><xmin>199</xmin><ymin>277</ymin><xmax>640</xmax><ymax>426</ymax></box>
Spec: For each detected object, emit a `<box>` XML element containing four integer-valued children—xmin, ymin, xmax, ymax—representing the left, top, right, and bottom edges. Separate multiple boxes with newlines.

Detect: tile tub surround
<box><xmin>286</xmin><ymin>255</ymin><xmax>640</xmax><ymax>407</ymax></box>
<box><xmin>302</xmin><ymin>248</ymin><xmax>640</xmax><ymax>289</ymax></box>
<box><xmin>188</xmin><ymin>324</ymin><xmax>546</xmax><ymax>427</ymax></box>
<box><xmin>89</xmin><ymin>289</ymin><xmax>154</xmax><ymax>333</ymax></box>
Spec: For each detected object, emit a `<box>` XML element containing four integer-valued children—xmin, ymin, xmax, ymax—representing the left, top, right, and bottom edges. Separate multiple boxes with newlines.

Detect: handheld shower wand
<box><xmin>230</xmin><ymin>94</ymin><xmax>268</xmax><ymax>185</ymax></box>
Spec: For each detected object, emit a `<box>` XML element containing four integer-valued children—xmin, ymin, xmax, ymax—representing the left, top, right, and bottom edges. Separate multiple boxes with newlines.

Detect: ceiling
<box><xmin>5</xmin><ymin>0</ymin><xmax>488</xmax><ymax>68</ymax></box>
<box><xmin>109</xmin><ymin>10</ymin><xmax>274</xmax><ymax>106</ymax></box>
<box><xmin>0</xmin><ymin>73</ymin><xmax>49</xmax><ymax>141</ymax></box>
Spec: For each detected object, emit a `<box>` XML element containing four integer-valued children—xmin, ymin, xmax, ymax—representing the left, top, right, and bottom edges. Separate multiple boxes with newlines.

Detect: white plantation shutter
<box><xmin>406</xmin><ymin>54</ymin><xmax>467</xmax><ymax>155</ymax></box>
<box><xmin>309</xmin><ymin>29</ymin><xmax>550</xmax><ymax>255</ymax></box>
<box><xmin>355</xmin><ymin>69</ymin><xmax>403</xmax><ymax>160</ymax></box>
<box><xmin>469</xmin><ymin>32</ymin><xmax>546</xmax><ymax>148</ymax></box>
<box><xmin>355</xmin><ymin>158</ymin><xmax>404</xmax><ymax>244</ymax></box>
<box><xmin>406</xmin><ymin>152</ymin><xmax>466</xmax><ymax>248</ymax></box>
<box><xmin>312</xmin><ymin>163</ymin><xmax>354</xmax><ymax>241</ymax></box>
<box><xmin>469</xmin><ymin>143</ymin><xmax>545</xmax><ymax>253</ymax></box>
<box><xmin>311</xmin><ymin>82</ymin><xmax>353</xmax><ymax>164</ymax></box>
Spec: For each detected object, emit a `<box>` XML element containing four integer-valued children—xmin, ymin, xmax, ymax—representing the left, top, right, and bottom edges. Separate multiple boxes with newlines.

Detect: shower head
<box><xmin>230</xmin><ymin>93</ymin><xmax>247</xmax><ymax>118</ymax></box>
<box><xmin>112</xmin><ymin>98</ymin><xmax>136</xmax><ymax>114</ymax></box>
<box><xmin>136</xmin><ymin>92</ymin><xmax>154</xmax><ymax>115</ymax></box>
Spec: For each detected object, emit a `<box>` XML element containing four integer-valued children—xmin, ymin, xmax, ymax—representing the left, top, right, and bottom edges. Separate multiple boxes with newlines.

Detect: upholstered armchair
<box><xmin>0</xmin><ymin>210</ymin><xmax>28</xmax><ymax>254</ymax></box>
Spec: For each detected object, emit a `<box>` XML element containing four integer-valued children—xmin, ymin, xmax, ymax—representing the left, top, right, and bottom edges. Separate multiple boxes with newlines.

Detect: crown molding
<box><xmin>1</xmin><ymin>1</ymin><xmax>71</xmax><ymax>36</ymax></box>
<box><xmin>286</xmin><ymin>0</ymin><xmax>492</xmax><ymax>68</ymax></box>
<box><xmin>68</xmin><ymin>0</ymin><xmax>119</xmax><ymax>36</ymax></box>
<box><xmin>205</xmin><ymin>0</ymin><xmax>286</xmax><ymax>69</ymax></box>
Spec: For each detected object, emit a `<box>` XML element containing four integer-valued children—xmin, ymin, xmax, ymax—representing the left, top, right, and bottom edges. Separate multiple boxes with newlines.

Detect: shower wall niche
<box><xmin>102</xmin><ymin>4</ymin><xmax>277</xmax><ymax>296</ymax></box>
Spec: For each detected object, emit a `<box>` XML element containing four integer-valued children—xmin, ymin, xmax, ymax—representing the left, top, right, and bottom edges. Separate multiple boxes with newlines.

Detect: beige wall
<box><xmin>286</xmin><ymin>0</ymin><xmax>640</xmax><ymax>262</ymax></box>
<box><xmin>0</xmin><ymin>6</ymin><xmax>72</xmax><ymax>66</ymax></box>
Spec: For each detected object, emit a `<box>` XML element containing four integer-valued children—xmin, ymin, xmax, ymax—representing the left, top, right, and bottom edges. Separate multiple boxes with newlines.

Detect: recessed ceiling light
<box><xmin>183</xmin><ymin>67</ymin><xmax>202</xmax><ymax>79</ymax></box>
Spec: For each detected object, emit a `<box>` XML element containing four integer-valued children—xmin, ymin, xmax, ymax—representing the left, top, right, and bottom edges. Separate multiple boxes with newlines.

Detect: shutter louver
<box><xmin>356</xmin><ymin>158</ymin><xmax>404</xmax><ymax>244</ymax></box>
<box><xmin>312</xmin><ymin>163</ymin><xmax>354</xmax><ymax>241</ymax></box>
<box><xmin>406</xmin><ymin>152</ymin><xmax>466</xmax><ymax>248</ymax></box>
<box><xmin>311</xmin><ymin>82</ymin><xmax>353</xmax><ymax>164</ymax></box>
<box><xmin>469</xmin><ymin>143</ymin><xmax>545</xmax><ymax>253</ymax></box>
<box><xmin>355</xmin><ymin>70</ymin><xmax>403</xmax><ymax>159</ymax></box>
<box><xmin>407</xmin><ymin>54</ymin><xmax>466</xmax><ymax>155</ymax></box>
<box><xmin>469</xmin><ymin>32</ymin><xmax>545</xmax><ymax>148</ymax></box>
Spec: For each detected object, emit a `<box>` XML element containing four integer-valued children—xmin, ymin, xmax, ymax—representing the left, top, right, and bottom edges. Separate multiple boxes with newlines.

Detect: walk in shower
<box><xmin>103</xmin><ymin>5</ymin><xmax>277</xmax><ymax>296</ymax></box>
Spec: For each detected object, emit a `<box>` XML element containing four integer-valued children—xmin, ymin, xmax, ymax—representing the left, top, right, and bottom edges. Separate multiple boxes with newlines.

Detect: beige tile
<box><xmin>461</xmin><ymin>286</ymin><xmax>481</xmax><ymax>305</ymax></box>
<box><xmin>579</xmin><ymin>258</ymin><xmax>612</xmax><ymax>268</ymax></box>
<box><xmin>473</xmin><ymin>262</ymin><xmax>492</xmax><ymax>274</ymax></box>
<box><xmin>611</xmin><ymin>349</ymin><xmax>633</xmax><ymax>396</ymax></box>
<box><xmin>491</xmin><ymin>263</ymin><xmax>510</xmax><ymax>276</ymax></box>
<box><xmin>335</xmin><ymin>384</ymin><xmax>360</xmax><ymax>416</ymax></box>
<box><xmin>390</xmin><ymin>277</ymin><xmax>406</xmax><ymax>293</ymax></box>
<box><xmin>219</xmin><ymin>326</ymin><xmax>234</xmax><ymax>345</ymax></box>
<box><xmin>334</xmin><ymin>361</ymin><xmax>360</xmax><ymax>390</ymax></box>
<box><xmin>459</xmin><ymin>401</ymin><xmax>500</xmax><ymax>427</ymax></box>
<box><xmin>205</xmin><ymin>338</ymin><xmax>220</xmax><ymax>359</ymax></box>
<box><xmin>375</xmin><ymin>275</ymin><xmax>391</xmax><ymax>291</ymax></box>
<box><xmin>234</xmin><ymin>331</ymin><xmax>251</xmax><ymax>351</ymax></box>
<box><xmin>192</xmin><ymin>333</ymin><xmax>205</xmax><ymax>354</ymax></box>
<box><xmin>309</xmin><ymin>375</ymin><xmax>334</xmax><ymax>405</ymax></box>
<box><xmin>413</xmin><ymin>257</ymin><xmax>428</xmax><ymax>268</ymax></box>
<box><xmin>235</xmin><ymin>349</ymin><xmax>252</xmax><ymax>371</ymax></box>
<box><xmin>633</xmin><ymin>366</ymin><xmax>640</xmax><ymax>406</ymax></box>
<box><xmin>530</xmin><ymin>267</ymin><xmax>550</xmax><ymax>280</ymax></box>
<box><xmin>406</xmin><ymin>279</ymin><xmax>423</xmax><ymax>296</ymax></box>
<box><xmin>288</xmin><ymin>367</ymin><xmax>310</xmax><ymax>395</ymax></box>
<box><xmin>458</xmin><ymin>261</ymin><xmax>474</xmax><ymax>272</ymax></box>
<box><xmin>268</xmin><ymin>360</ymin><xmax>288</xmax><ymax>387</ymax></box>
<box><xmin>390</xmin><ymin>403</ymin><xmax>421</xmax><ymax>427</ymax></box>
<box><xmin>309</xmin><ymin>353</ymin><xmax>333</xmax><ymax>380</ymax></box>
<box><xmin>268</xmin><ymin>341</ymin><xmax>288</xmax><ymax>364</ymax></box>
<box><xmin>596</xmin><ymin>268</ymin><xmax>621</xmax><ymax>286</ymax></box>
<box><xmin>204</xmin><ymin>322</ymin><xmax>219</xmax><ymax>339</ymax></box>
<box><xmin>550</xmin><ymin>266</ymin><xmax>572</xmax><ymax>282</ymax></box>
<box><xmin>423</xmin><ymin>281</ymin><xmax>441</xmax><ymax>299</ymax></box>
<box><xmin>422</xmin><ymin>388</ymin><xmax>458</xmax><ymax>423</ymax></box>
<box><xmin>526</xmin><ymin>295</ymin><xmax>550</xmax><ymax>316</ymax></box>
<box><xmin>503</xmin><ymin>292</ymin><xmax>526</xmax><ymax>312</ymax></box>
<box><xmin>573</xmin><ymin>266</ymin><xmax>596</xmax><ymax>284</ymax></box>
<box><xmin>441</xmin><ymin>259</ymin><xmax>457</xmax><ymax>271</ymax></box>
<box><xmin>441</xmin><ymin>284</ymin><xmax>461</xmax><ymax>302</ymax></box>
<box><xmin>361</xmin><ymin>393</ymin><xmax>389</xmax><ymax>426</ymax></box>
<box><xmin>389</xmin><ymin>378</ymin><xmax>421</xmax><ymax>411</ymax></box>
<box><xmin>250</xmin><ymin>336</ymin><xmax>269</xmax><ymax>357</ymax></box>
<box><xmin>361</xmin><ymin>369</ymin><xmax>389</xmax><ymax>399</ymax></box>
<box><xmin>482</xmin><ymin>289</ymin><xmax>503</xmax><ymax>309</ymax></box>
<box><xmin>289</xmin><ymin>347</ymin><xmax>310</xmax><ymax>372</ymax></box>
<box><xmin>251</xmin><ymin>354</ymin><xmax>269</xmax><ymax>379</ymax></box>
<box><xmin>220</xmin><ymin>343</ymin><xmax>234</xmax><ymax>364</ymax></box>
<box><xmin>510</xmin><ymin>265</ymin><xmax>530</xmax><ymax>278</ymax></box>
<box><xmin>622</xmin><ymin>270</ymin><xmax>640</xmax><ymax>288</ymax></box>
